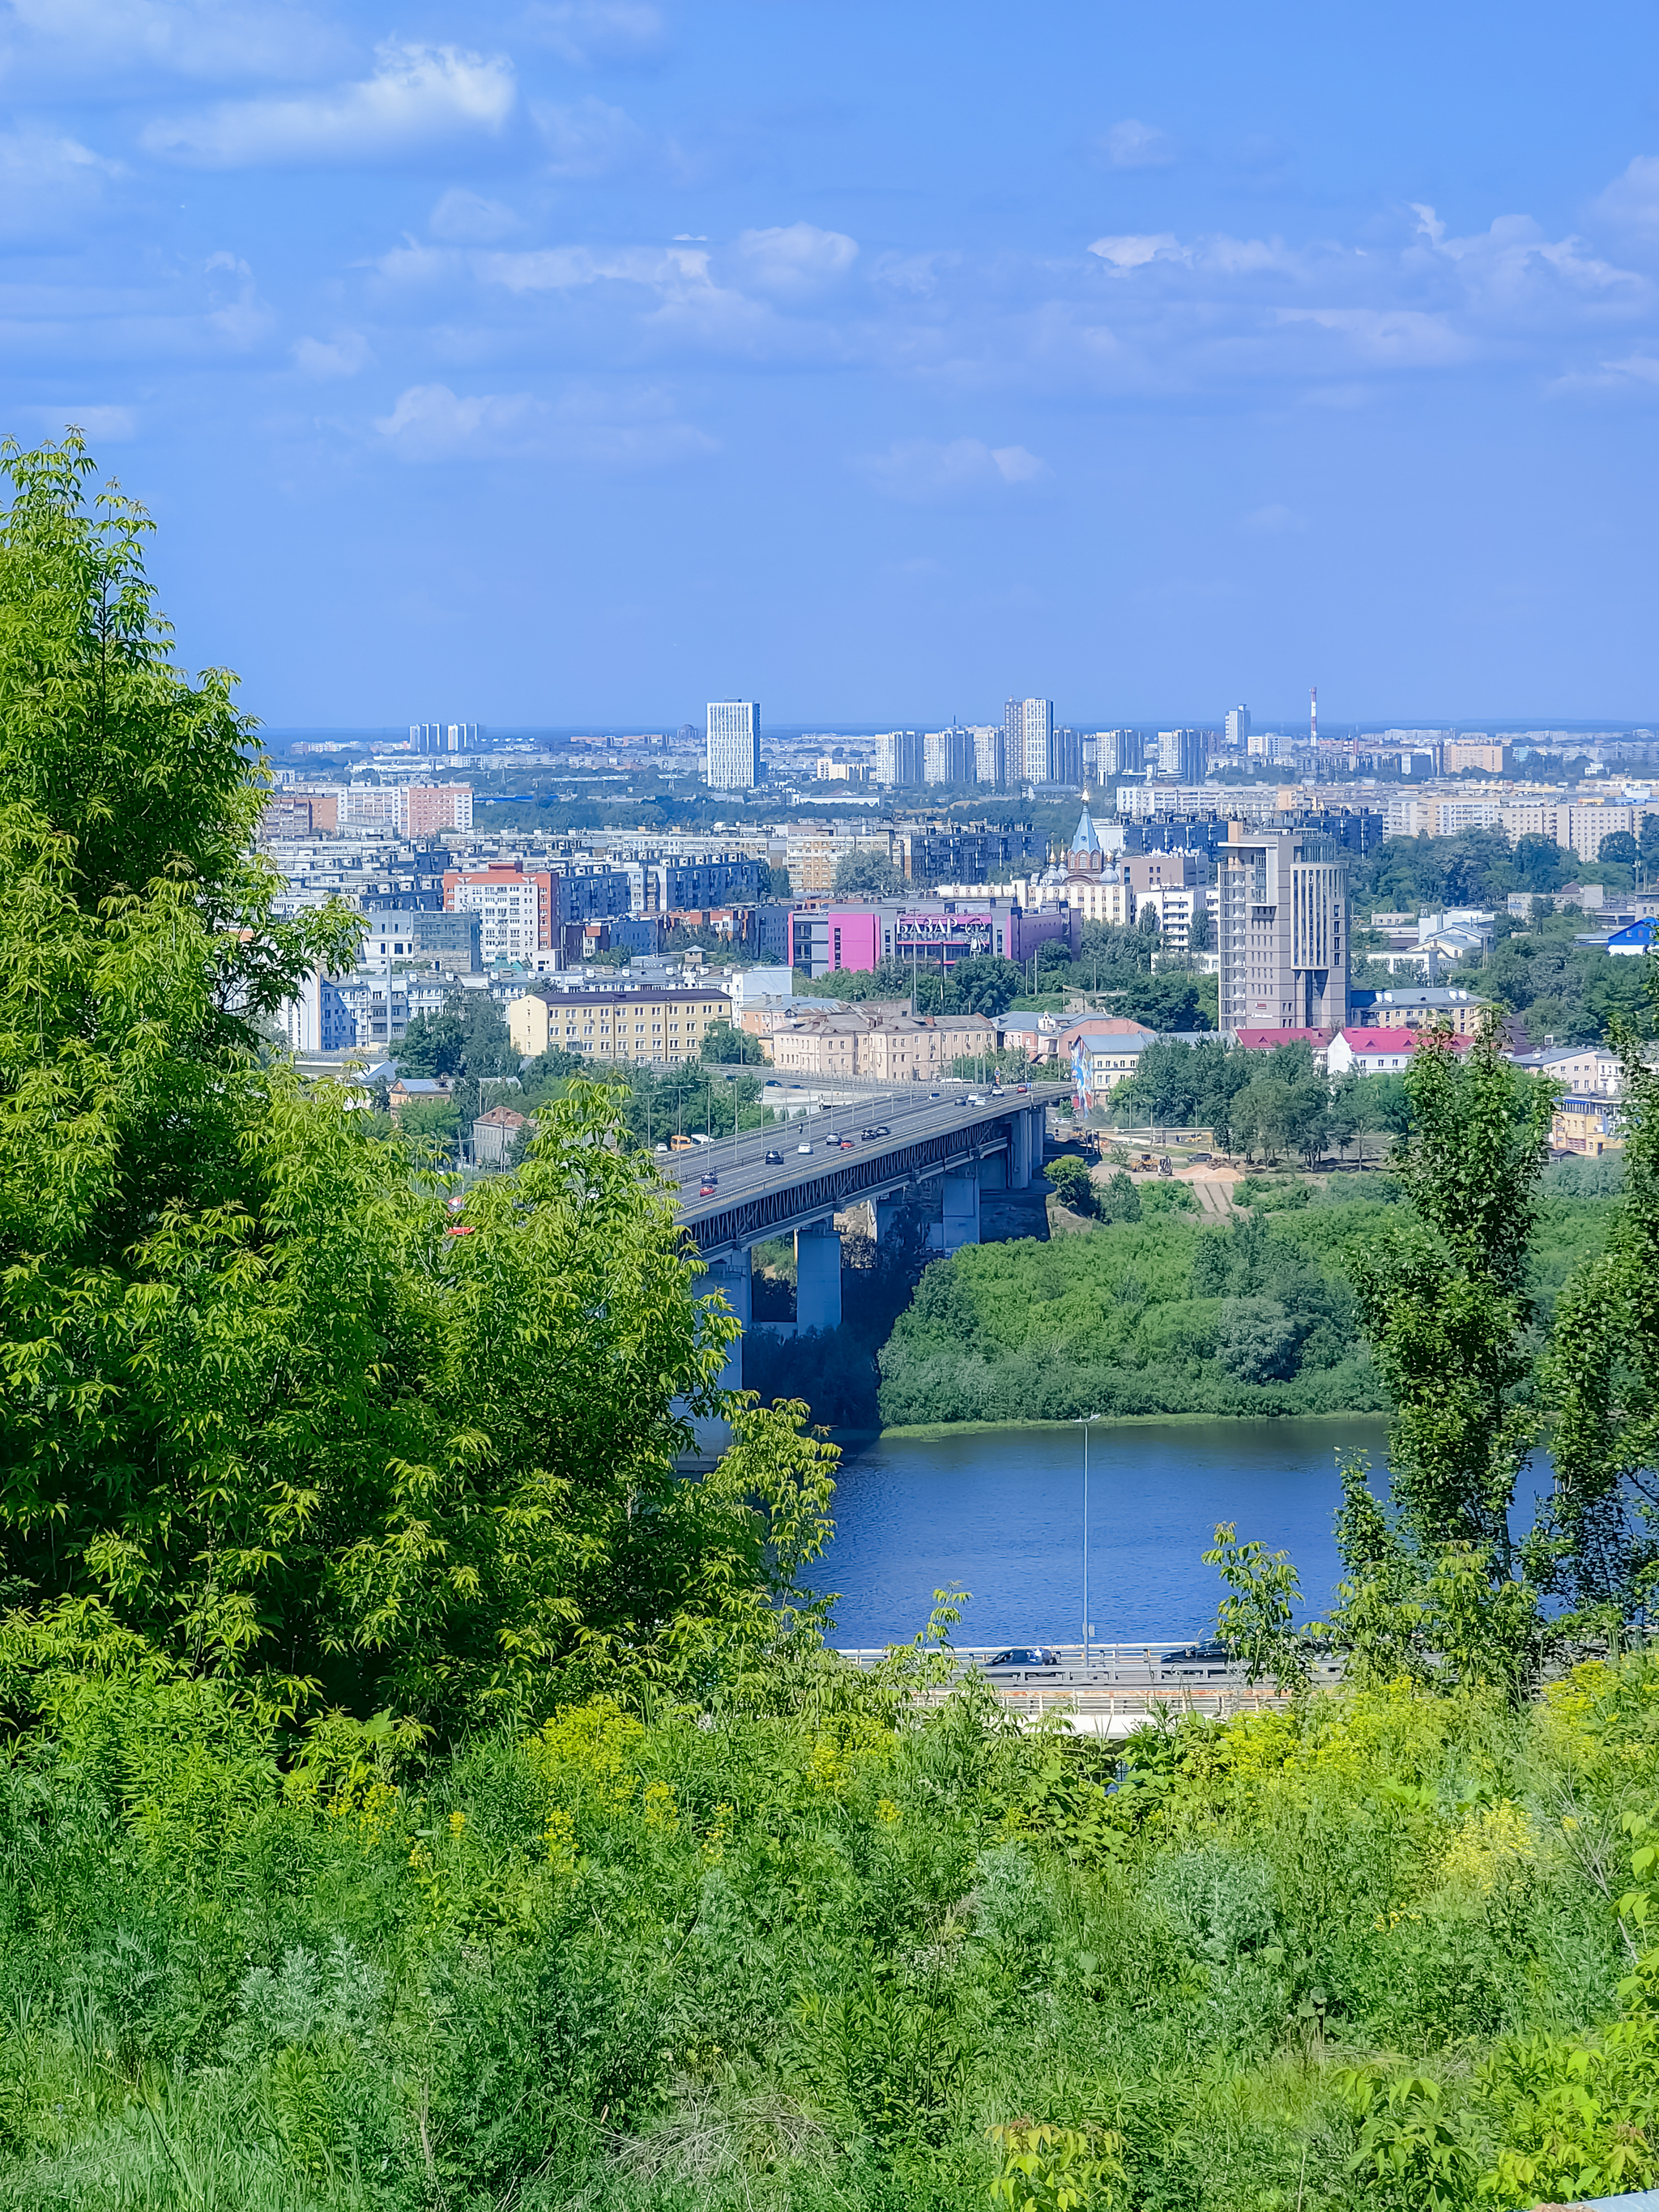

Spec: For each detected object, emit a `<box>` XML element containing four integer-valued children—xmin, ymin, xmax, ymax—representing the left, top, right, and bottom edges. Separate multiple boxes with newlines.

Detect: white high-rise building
<box><xmin>970</xmin><ymin>725</ymin><xmax>1005</xmax><ymax>786</ymax></box>
<box><xmin>1225</xmin><ymin>704</ymin><xmax>1251</xmax><ymax>750</ymax></box>
<box><xmin>1020</xmin><ymin>698</ymin><xmax>1053</xmax><ymax>784</ymax></box>
<box><xmin>1097</xmin><ymin>730</ymin><xmax>1142</xmax><ymax>778</ymax></box>
<box><xmin>1158</xmin><ymin>728</ymin><xmax>1207</xmax><ymax>782</ymax></box>
<box><xmin>875</xmin><ymin>730</ymin><xmax>925</xmax><ymax>786</ymax></box>
<box><xmin>923</xmin><ymin>727</ymin><xmax>976</xmax><ymax>784</ymax></box>
<box><xmin>706</xmin><ymin>700</ymin><xmax>761</xmax><ymax>789</ymax></box>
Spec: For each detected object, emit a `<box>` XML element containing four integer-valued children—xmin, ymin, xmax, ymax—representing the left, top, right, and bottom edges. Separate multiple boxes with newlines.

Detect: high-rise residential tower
<box><xmin>1225</xmin><ymin>704</ymin><xmax>1251</xmax><ymax>750</ymax></box>
<box><xmin>1157</xmin><ymin>728</ymin><xmax>1207</xmax><ymax>782</ymax></box>
<box><xmin>1216</xmin><ymin>827</ymin><xmax>1348</xmax><ymax>1032</ymax></box>
<box><xmin>1020</xmin><ymin>698</ymin><xmax>1053</xmax><ymax>784</ymax></box>
<box><xmin>970</xmin><ymin>724</ymin><xmax>1006</xmax><ymax>787</ymax></box>
<box><xmin>706</xmin><ymin>700</ymin><xmax>761</xmax><ymax>789</ymax></box>
<box><xmin>1098</xmin><ymin>729</ymin><xmax>1142</xmax><ymax>778</ymax></box>
<box><xmin>875</xmin><ymin>729</ymin><xmax>925</xmax><ymax>785</ymax></box>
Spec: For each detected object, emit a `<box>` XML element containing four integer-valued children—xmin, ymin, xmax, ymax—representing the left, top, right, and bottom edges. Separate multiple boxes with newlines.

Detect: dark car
<box><xmin>929</xmin><ymin>1089</ymin><xmax>940</xmax><ymax>1098</ymax></box>
<box><xmin>873</xmin><ymin>1123</ymin><xmax>890</xmax><ymax>1136</ymax></box>
<box><xmin>764</xmin><ymin>1149</ymin><xmax>784</xmax><ymax>1165</ymax></box>
<box><xmin>859</xmin><ymin>1126</ymin><xmax>883</xmax><ymax>1140</ymax></box>
<box><xmin>979</xmin><ymin>1647</ymin><xmax>1063</xmax><ymax>1673</ymax></box>
<box><xmin>698</xmin><ymin>1174</ymin><xmax>719</xmax><ymax>1196</ymax></box>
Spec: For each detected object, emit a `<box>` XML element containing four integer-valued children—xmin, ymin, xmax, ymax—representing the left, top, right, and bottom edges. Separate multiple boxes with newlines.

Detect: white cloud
<box><xmin>1594</xmin><ymin>155</ymin><xmax>1659</xmax><ymax>236</ymax></box>
<box><xmin>522</xmin><ymin>0</ymin><xmax>666</xmax><ymax>66</ymax></box>
<box><xmin>723</xmin><ymin>223</ymin><xmax>858</xmax><ymax>297</ymax></box>
<box><xmin>293</xmin><ymin>330</ymin><xmax>371</xmax><ymax>377</ymax></box>
<box><xmin>0</xmin><ymin>0</ymin><xmax>348</xmax><ymax>85</ymax></box>
<box><xmin>1098</xmin><ymin>118</ymin><xmax>1174</xmax><ymax>169</ymax></box>
<box><xmin>856</xmin><ymin>437</ymin><xmax>1049</xmax><ymax>501</ymax></box>
<box><xmin>429</xmin><ymin>189</ymin><xmax>520</xmax><ymax>244</ymax></box>
<box><xmin>373</xmin><ymin>381</ymin><xmax>716</xmax><ymax>466</ymax></box>
<box><xmin>0</xmin><ymin>130</ymin><xmax>123</xmax><ymax>240</ymax></box>
<box><xmin>532</xmin><ymin>96</ymin><xmax>648</xmax><ymax>180</ymax></box>
<box><xmin>1089</xmin><ymin>233</ymin><xmax>1182</xmax><ymax>271</ymax></box>
<box><xmin>1277</xmin><ymin>306</ymin><xmax>1471</xmax><ymax>365</ymax></box>
<box><xmin>142</xmin><ymin>40</ymin><xmax>515</xmax><ymax>167</ymax></box>
<box><xmin>31</xmin><ymin>404</ymin><xmax>136</xmax><ymax>441</ymax></box>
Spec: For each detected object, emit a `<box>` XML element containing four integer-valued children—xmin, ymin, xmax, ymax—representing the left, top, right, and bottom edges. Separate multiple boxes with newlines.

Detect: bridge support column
<box><xmin>872</xmin><ymin>1195</ymin><xmax>906</xmax><ymax>1242</ymax></box>
<box><xmin>936</xmin><ymin>1164</ymin><xmax>981</xmax><ymax>1253</ymax></box>
<box><xmin>702</xmin><ymin>1253</ymin><xmax>752</xmax><ymax>1392</ymax></box>
<box><xmin>795</xmin><ymin>1221</ymin><xmax>842</xmax><ymax>1332</ymax></box>
<box><xmin>1010</xmin><ymin>1109</ymin><xmax>1033</xmax><ymax>1189</ymax></box>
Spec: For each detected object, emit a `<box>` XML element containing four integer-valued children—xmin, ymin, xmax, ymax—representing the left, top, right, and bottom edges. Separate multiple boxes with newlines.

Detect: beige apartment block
<box><xmin>766</xmin><ymin>1008</ymin><xmax>995</xmax><ymax>1079</ymax></box>
<box><xmin>509</xmin><ymin>987</ymin><xmax>729</xmax><ymax>1063</ymax></box>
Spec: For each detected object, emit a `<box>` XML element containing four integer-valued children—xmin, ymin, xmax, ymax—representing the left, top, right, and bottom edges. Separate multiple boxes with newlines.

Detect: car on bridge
<box><xmin>763</xmin><ymin>1149</ymin><xmax>783</xmax><ymax>1165</ymax></box>
<box><xmin>796</xmin><ymin>1140</ymin><xmax>813</xmax><ymax>1154</ymax></box>
<box><xmin>698</xmin><ymin>1176</ymin><xmax>719</xmax><ymax>1196</ymax></box>
<box><xmin>978</xmin><ymin>1647</ymin><xmax>1063</xmax><ymax>1676</ymax></box>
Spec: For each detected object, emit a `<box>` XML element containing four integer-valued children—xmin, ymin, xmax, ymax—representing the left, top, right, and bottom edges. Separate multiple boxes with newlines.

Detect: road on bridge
<box><xmin>660</xmin><ymin>1076</ymin><xmax>1068</xmax><ymax>1240</ymax></box>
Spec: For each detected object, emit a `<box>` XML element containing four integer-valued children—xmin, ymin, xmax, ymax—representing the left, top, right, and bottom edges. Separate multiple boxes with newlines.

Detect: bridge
<box><xmin>663</xmin><ymin>1077</ymin><xmax>1068</xmax><ymax>1405</ymax></box>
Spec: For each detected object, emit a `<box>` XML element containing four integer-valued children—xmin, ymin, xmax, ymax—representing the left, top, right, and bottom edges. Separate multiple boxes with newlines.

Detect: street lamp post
<box><xmin>1077</xmin><ymin>1413</ymin><xmax>1100</xmax><ymax>1664</ymax></box>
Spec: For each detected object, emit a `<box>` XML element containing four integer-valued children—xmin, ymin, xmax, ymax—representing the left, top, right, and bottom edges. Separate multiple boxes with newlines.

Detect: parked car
<box><xmin>764</xmin><ymin>1149</ymin><xmax>784</xmax><ymax>1165</ymax></box>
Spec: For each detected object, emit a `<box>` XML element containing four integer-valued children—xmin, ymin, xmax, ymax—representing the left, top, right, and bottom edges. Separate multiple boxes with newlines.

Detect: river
<box><xmin>818</xmin><ymin>1417</ymin><xmax>1391</xmax><ymax>1648</ymax></box>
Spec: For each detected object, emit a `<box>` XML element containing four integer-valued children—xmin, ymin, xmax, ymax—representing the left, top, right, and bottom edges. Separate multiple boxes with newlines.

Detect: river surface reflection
<box><xmin>818</xmin><ymin>1417</ymin><xmax>1391</xmax><ymax>1648</ymax></box>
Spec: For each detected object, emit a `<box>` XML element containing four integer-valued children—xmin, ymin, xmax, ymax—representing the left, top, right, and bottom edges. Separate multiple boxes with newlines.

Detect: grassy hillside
<box><xmin>2</xmin><ymin>1622</ymin><xmax>1659</xmax><ymax>2209</ymax></box>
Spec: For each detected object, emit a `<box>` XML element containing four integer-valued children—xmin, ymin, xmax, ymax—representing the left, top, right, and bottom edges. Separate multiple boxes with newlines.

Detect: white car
<box><xmin>966</xmin><ymin>1093</ymin><xmax>986</xmax><ymax>1106</ymax></box>
<box><xmin>796</xmin><ymin>1141</ymin><xmax>813</xmax><ymax>1154</ymax></box>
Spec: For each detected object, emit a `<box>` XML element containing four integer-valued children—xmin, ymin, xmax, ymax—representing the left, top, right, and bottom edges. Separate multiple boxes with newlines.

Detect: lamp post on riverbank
<box><xmin>1077</xmin><ymin>1413</ymin><xmax>1099</xmax><ymax>1664</ymax></box>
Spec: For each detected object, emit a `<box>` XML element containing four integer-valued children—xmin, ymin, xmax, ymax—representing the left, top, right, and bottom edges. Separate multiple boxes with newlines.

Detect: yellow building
<box><xmin>1551</xmin><ymin>1094</ymin><xmax>1622</xmax><ymax>1157</ymax></box>
<box><xmin>508</xmin><ymin>987</ymin><xmax>730</xmax><ymax>1063</ymax></box>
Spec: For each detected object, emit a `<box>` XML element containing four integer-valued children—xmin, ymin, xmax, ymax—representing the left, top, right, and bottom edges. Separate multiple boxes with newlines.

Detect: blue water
<box><xmin>818</xmin><ymin>1417</ymin><xmax>1391</xmax><ymax>1647</ymax></box>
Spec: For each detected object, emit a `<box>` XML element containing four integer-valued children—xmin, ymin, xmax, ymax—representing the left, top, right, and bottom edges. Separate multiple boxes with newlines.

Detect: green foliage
<box><xmin>831</xmin><ymin>849</ymin><xmax>907</xmax><ymax>899</ymax></box>
<box><xmin>700</xmin><ymin>1021</ymin><xmax>766</xmax><ymax>1064</ymax></box>
<box><xmin>396</xmin><ymin>990</ymin><xmax>515</xmax><ymax>1084</ymax></box>
<box><xmin>1045</xmin><ymin>1157</ymin><xmax>1095</xmax><ymax>1217</ymax></box>
<box><xmin>1</xmin><ymin>1613</ymin><xmax>1658</xmax><ymax>2206</ymax></box>
<box><xmin>1202</xmin><ymin>1523</ymin><xmax>1310</xmax><ymax>1689</ymax></box>
<box><xmin>1547</xmin><ymin>986</ymin><xmax>1659</xmax><ymax>1613</ymax></box>
<box><xmin>879</xmin><ymin>1214</ymin><xmax>1384</xmax><ymax>1424</ymax></box>
<box><xmin>1346</xmin><ymin>1020</ymin><xmax>1555</xmax><ymax>1573</ymax></box>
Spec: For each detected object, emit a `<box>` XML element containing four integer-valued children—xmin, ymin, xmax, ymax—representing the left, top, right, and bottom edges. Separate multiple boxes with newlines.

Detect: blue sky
<box><xmin>7</xmin><ymin>0</ymin><xmax>1659</xmax><ymax>727</ymax></box>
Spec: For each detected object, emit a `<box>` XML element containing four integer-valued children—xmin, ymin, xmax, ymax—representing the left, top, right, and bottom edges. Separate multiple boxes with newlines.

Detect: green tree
<box><xmin>701</xmin><ymin>1021</ymin><xmax>766</xmax><ymax>1064</ymax></box>
<box><xmin>1047</xmin><ymin>1157</ymin><xmax>1095</xmax><ymax>1215</ymax></box>
<box><xmin>0</xmin><ymin>437</ymin><xmax>835</xmax><ymax>1733</ymax></box>
<box><xmin>832</xmin><ymin>849</ymin><xmax>906</xmax><ymax>899</ymax></box>
<box><xmin>1346</xmin><ymin>1017</ymin><xmax>1555</xmax><ymax>1574</ymax></box>
<box><xmin>1546</xmin><ymin>999</ymin><xmax>1659</xmax><ymax>1612</ymax></box>
<box><xmin>949</xmin><ymin>954</ymin><xmax>1026</xmax><ymax>1016</ymax></box>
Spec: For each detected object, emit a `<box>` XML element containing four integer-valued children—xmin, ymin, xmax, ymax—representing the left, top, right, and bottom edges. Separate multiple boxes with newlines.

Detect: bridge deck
<box><xmin>668</xmin><ymin>1079</ymin><xmax>1067</xmax><ymax>1253</ymax></box>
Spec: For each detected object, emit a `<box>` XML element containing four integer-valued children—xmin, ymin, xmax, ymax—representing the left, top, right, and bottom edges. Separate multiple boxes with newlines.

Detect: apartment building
<box><xmin>1217</xmin><ymin>825</ymin><xmax>1349</xmax><ymax>1032</ymax></box>
<box><xmin>1346</xmin><ymin>987</ymin><xmax>1490</xmax><ymax>1035</ymax></box>
<box><xmin>766</xmin><ymin>1006</ymin><xmax>996</xmax><ymax>1080</ymax></box>
<box><xmin>444</xmin><ymin>863</ymin><xmax>555</xmax><ymax>962</ymax></box>
<box><xmin>508</xmin><ymin>987</ymin><xmax>730</xmax><ymax>1063</ymax></box>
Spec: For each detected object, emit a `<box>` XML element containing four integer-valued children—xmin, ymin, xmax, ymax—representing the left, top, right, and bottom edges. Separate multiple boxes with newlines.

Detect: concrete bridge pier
<box><xmin>702</xmin><ymin>1252</ymin><xmax>752</xmax><ymax>1392</ymax></box>
<box><xmin>1010</xmin><ymin>1108</ymin><xmax>1034</xmax><ymax>1189</ymax></box>
<box><xmin>872</xmin><ymin>1194</ymin><xmax>906</xmax><ymax>1243</ymax></box>
<box><xmin>934</xmin><ymin>1163</ymin><xmax>981</xmax><ymax>1253</ymax></box>
<box><xmin>795</xmin><ymin>1221</ymin><xmax>842</xmax><ymax>1332</ymax></box>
